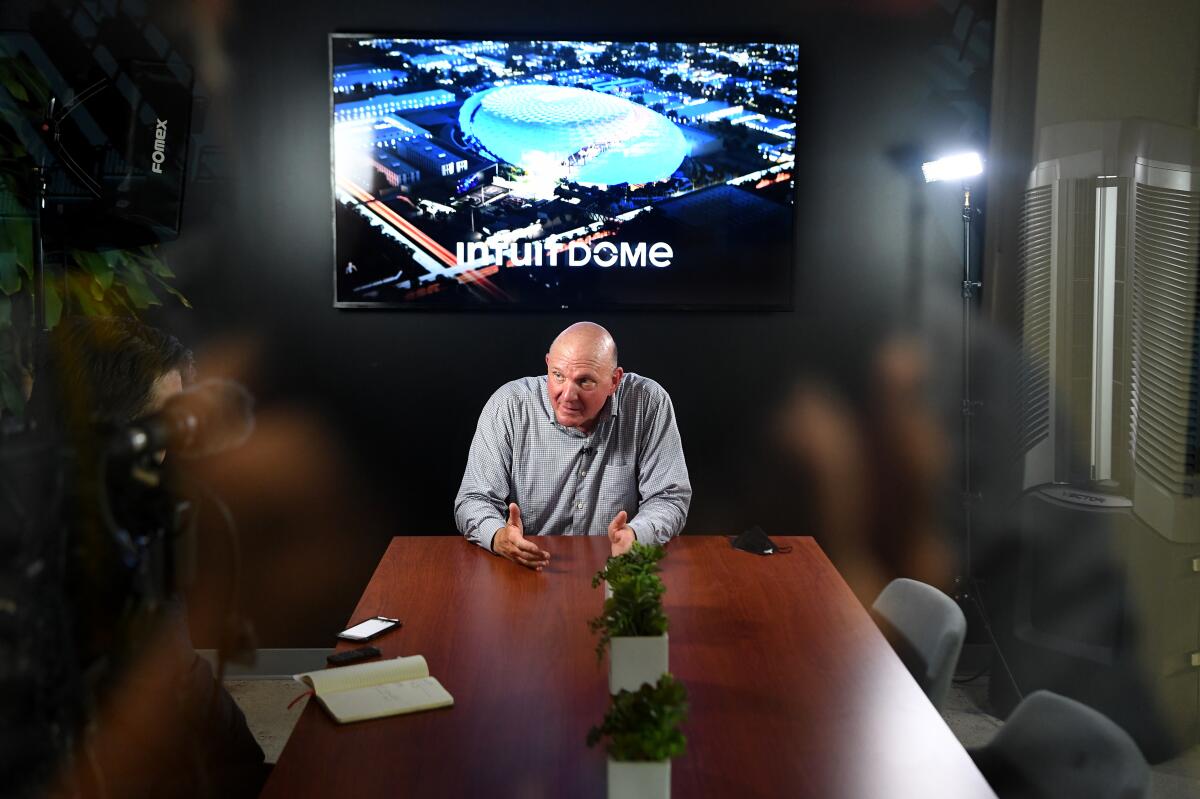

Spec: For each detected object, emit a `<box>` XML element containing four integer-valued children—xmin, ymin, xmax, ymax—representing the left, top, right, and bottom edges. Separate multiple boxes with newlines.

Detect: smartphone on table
<box><xmin>337</xmin><ymin>616</ymin><xmax>401</xmax><ymax>642</ymax></box>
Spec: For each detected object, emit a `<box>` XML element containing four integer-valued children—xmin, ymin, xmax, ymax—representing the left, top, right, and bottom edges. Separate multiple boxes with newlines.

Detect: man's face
<box><xmin>545</xmin><ymin>346</ymin><xmax>622</xmax><ymax>433</ymax></box>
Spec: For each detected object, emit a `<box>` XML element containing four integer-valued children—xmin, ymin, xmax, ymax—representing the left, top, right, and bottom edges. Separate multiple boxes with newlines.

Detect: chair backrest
<box><xmin>971</xmin><ymin>690</ymin><xmax>1150</xmax><ymax>799</ymax></box>
<box><xmin>871</xmin><ymin>577</ymin><xmax>966</xmax><ymax>710</ymax></box>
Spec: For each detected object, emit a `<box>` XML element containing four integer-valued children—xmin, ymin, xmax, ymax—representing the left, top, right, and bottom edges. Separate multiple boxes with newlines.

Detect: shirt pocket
<box><xmin>597</xmin><ymin>463</ymin><xmax>639</xmax><ymax>524</ymax></box>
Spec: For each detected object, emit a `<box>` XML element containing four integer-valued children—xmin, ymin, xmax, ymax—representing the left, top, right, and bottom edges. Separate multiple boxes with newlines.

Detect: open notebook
<box><xmin>294</xmin><ymin>655</ymin><xmax>454</xmax><ymax>724</ymax></box>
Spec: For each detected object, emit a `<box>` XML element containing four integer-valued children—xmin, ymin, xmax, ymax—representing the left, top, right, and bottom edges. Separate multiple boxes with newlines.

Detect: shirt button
<box><xmin>579</xmin><ymin>469</ymin><xmax>586</xmax><ymax>477</ymax></box>
<box><xmin>577</xmin><ymin>502</ymin><xmax>584</xmax><ymax>509</ymax></box>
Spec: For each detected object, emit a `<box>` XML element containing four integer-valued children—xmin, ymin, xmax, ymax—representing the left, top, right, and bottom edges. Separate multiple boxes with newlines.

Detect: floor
<box><xmin>226</xmin><ymin>679</ymin><xmax>311</xmax><ymax>765</ymax></box>
<box><xmin>229</xmin><ymin>676</ymin><xmax>1200</xmax><ymax>796</ymax></box>
<box><xmin>938</xmin><ymin>680</ymin><xmax>1200</xmax><ymax>799</ymax></box>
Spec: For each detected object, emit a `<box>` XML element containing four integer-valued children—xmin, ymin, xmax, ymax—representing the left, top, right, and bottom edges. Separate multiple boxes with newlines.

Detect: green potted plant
<box><xmin>589</xmin><ymin>542</ymin><xmax>669</xmax><ymax>694</ymax></box>
<box><xmin>587</xmin><ymin>674</ymin><xmax>688</xmax><ymax>799</ymax></box>
<box><xmin>592</xmin><ymin>540</ymin><xmax>665</xmax><ymax>599</ymax></box>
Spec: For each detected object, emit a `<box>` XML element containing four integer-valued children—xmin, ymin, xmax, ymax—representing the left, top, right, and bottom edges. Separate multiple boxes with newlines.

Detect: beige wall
<box><xmin>1035</xmin><ymin>0</ymin><xmax>1200</xmax><ymax>129</ymax></box>
<box><xmin>988</xmin><ymin>0</ymin><xmax>1200</xmax><ymax>326</ymax></box>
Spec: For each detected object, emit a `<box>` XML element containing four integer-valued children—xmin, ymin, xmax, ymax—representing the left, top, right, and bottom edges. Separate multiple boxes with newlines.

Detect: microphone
<box><xmin>111</xmin><ymin>379</ymin><xmax>255</xmax><ymax>459</ymax></box>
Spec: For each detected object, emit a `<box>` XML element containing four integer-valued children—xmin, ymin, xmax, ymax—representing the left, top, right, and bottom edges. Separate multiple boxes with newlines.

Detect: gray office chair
<box><xmin>970</xmin><ymin>690</ymin><xmax>1150</xmax><ymax>799</ymax></box>
<box><xmin>870</xmin><ymin>577</ymin><xmax>966</xmax><ymax>710</ymax></box>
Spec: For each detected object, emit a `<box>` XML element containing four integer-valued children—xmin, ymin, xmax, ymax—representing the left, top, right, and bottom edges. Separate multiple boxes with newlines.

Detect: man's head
<box><xmin>43</xmin><ymin>315</ymin><xmax>193</xmax><ymax>427</ymax></box>
<box><xmin>545</xmin><ymin>322</ymin><xmax>622</xmax><ymax>433</ymax></box>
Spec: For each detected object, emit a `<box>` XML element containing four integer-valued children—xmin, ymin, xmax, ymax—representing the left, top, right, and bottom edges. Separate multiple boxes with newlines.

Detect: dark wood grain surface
<box><xmin>261</xmin><ymin>536</ymin><xmax>996</xmax><ymax>798</ymax></box>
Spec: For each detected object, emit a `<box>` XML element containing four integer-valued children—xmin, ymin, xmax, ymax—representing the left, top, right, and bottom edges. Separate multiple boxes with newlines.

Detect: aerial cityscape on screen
<box><xmin>331</xmin><ymin>38</ymin><xmax>799</xmax><ymax>307</ymax></box>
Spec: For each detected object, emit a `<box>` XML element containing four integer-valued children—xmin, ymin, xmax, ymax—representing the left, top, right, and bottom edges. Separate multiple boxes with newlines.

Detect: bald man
<box><xmin>454</xmin><ymin>322</ymin><xmax>691</xmax><ymax>568</ymax></box>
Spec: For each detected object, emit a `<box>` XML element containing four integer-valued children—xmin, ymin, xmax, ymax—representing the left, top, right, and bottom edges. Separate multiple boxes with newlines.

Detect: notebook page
<box><xmin>317</xmin><ymin>676</ymin><xmax>454</xmax><ymax>724</ymax></box>
<box><xmin>296</xmin><ymin>655</ymin><xmax>429</xmax><ymax>695</ymax></box>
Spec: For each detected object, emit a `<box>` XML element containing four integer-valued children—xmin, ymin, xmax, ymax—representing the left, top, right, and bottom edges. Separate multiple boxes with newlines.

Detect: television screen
<box><xmin>330</xmin><ymin>36</ymin><xmax>799</xmax><ymax>309</ymax></box>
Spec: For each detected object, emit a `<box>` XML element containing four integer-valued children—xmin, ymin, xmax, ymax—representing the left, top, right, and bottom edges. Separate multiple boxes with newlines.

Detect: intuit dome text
<box><xmin>455</xmin><ymin>241</ymin><xmax>674</xmax><ymax>268</ymax></box>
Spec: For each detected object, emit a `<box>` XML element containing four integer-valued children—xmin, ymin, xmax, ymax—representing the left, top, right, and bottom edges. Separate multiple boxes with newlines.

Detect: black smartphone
<box><xmin>337</xmin><ymin>616</ymin><xmax>401</xmax><ymax>642</ymax></box>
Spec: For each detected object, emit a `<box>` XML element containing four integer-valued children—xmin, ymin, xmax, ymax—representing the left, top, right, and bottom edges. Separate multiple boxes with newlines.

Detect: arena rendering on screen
<box><xmin>330</xmin><ymin>37</ymin><xmax>799</xmax><ymax>309</ymax></box>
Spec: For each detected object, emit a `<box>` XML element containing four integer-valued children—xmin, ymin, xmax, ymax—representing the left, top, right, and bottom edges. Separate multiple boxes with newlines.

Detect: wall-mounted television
<box><xmin>330</xmin><ymin>35</ymin><xmax>799</xmax><ymax>309</ymax></box>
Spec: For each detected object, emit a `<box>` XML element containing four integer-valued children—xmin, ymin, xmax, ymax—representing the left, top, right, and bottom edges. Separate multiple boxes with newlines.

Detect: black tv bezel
<box><xmin>328</xmin><ymin>32</ymin><xmax>800</xmax><ymax>312</ymax></box>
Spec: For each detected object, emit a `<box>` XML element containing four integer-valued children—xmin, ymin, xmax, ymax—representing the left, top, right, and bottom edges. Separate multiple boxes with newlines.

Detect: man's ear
<box><xmin>611</xmin><ymin>367</ymin><xmax>624</xmax><ymax>393</ymax></box>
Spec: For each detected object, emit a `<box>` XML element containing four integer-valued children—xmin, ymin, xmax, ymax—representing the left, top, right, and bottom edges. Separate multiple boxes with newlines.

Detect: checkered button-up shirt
<box><xmin>454</xmin><ymin>373</ymin><xmax>691</xmax><ymax>551</ymax></box>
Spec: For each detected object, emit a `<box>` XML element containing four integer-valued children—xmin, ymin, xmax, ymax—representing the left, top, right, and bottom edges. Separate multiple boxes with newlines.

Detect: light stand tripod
<box><xmin>957</xmin><ymin>183</ymin><xmax>981</xmax><ymax>604</ymax></box>
<box><xmin>955</xmin><ymin>184</ymin><xmax>1023</xmax><ymax>699</ymax></box>
<box><xmin>921</xmin><ymin>152</ymin><xmax>1023</xmax><ymax>697</ymax></box>
<box><xmin>921</xmin><ymin>153</ymin><xmax>985</xmax><ymax>603</ymax></box>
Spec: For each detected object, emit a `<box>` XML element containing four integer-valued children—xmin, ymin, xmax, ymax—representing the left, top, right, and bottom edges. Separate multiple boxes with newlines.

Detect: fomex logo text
<box><xmin>151</xmin><ymin>119</ymin><xmax>168</xmax><ymax>174</ymax></box>
<box><xmin>454</xmin><ymin>241</ymin><xmax>674</xmax><ymax>268</ymax></box>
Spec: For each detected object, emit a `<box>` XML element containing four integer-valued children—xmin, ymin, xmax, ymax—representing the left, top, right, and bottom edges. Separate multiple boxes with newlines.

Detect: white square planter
<box><xmin>609</xmin><ymin>633</ymin><xmax>668</xmax><ymax>694</ymax></box>
<box><xmin>607</xmin><ymin>759</ymin><xmax>669</xmax><ymax>799</ymax></box>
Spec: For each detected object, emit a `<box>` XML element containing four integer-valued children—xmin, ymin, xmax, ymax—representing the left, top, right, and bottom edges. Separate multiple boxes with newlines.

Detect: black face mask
<box><xmin>731</xmin><ymin>526</ymin><xmax>792</xmax><ymax>556</ymax></box>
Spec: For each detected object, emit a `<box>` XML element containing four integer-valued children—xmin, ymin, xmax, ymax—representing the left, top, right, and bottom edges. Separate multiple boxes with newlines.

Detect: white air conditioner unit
<box><xmin>1015</xmin><ymin>119</ymin><xmax>1199</xmax><ymax>543</ymax></box>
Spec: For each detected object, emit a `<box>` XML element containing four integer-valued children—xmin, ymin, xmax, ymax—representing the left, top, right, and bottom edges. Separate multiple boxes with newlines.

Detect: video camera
<box><xmin>0</xmin><ymin>380</ymin><xmax>256</xmax><ymax>798</ymax></box>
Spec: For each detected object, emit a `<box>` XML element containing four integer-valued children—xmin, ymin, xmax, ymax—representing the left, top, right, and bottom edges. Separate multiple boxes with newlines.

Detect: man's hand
<box><xmin>608</xmin><ymin>510</ymin><xmax>635</xmax><ymax>557</ymax></box>
<box><xmin>492</xmin><ymin>503</ymin><xmax>551</xmax><ymax>570</ymax></box>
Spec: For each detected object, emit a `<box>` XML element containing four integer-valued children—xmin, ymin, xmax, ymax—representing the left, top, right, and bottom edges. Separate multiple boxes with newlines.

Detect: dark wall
<box><xmin>23</xmin><ymin>0</ymin><xmax>996</xmax><ymax>644</ymax></box>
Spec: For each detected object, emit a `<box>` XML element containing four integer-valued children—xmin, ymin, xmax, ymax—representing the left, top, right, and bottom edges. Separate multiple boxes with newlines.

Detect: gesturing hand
<box><xmin>608</xmin><ymin>510</ymin><xmax>635</xmax><ymax>557</ymax></box>
<box><xmin>492</xmin><ymin>503</ymin><xmax>551</xmax><ymax>571</ymax></box>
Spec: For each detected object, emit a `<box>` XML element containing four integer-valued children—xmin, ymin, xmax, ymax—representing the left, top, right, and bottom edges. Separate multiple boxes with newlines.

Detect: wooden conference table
<box><xmin>262</xmin><ymin>536</ymin><xmax>996</xmax><ymax>798</ymax></box>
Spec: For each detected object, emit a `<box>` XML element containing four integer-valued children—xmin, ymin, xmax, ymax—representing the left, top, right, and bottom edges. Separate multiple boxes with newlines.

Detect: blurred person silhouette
<box><xmin>766</xmin><ymin>313</ymin><xmax>1180</xmax><ymax>766</ymax></box>
<box><xmin>770</xmin><ymin>336</ymin><xmax>955</xmax><ymax>604</ymax></box>
<box><xmin>30</xmin><ymin>315</ymin><xmax>267</xmax><ymax>799</ymax></box>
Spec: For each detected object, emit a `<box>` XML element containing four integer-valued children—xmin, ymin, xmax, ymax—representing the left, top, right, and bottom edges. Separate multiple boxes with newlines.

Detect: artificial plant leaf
<box><xmin>149</xmin><ymin>256</ymin><xmax>175</xmax><ymax>279</ymax></box>
<box><xmin>121</xmin><ymin>256</ymin><xmax>149</xmax><ymax>284</ymax></box>
<box><xmin>0</xmin><ymin>249</ymin><xmax>19</xmax><ymax>294</ymax></box>
<box><xmin>120</xmin><ymin>268</ymin><xmax>161</xmax><ymax>309</ymax></box>
<box><xmin>44</xmin><ymin>281</ymin><xmax>61</xmax><ymax>328</ymax></box>
<box><xmin>97</xmin><ymin>253</ymin><xmax>123</xmax><ymax>291</ymax></box>
<box><xmin>0</xmin><ymin>73</ymin><xmax>28</xmax><ymax>103</ymax></box>
<box><xmin>133</xmin><ymin>247</ymin><xmax>176</xmax><ymax>279</ymax></box>
<box><xmin>134</xmin><ymin>248</ymin><xmax>190</xmax><ymax>307</ymax></box>
<box><xmin>5</xmin><ymin>218</ymin><xmax>32</xmax><ymax>279</ymax></box>
<box><xmin>102</xmin><ymin>249</ymin><xmax>126</xmax><ymax>269</ymax></box>
<box><xmin>3</xmin><ymin>54</ymin><xmax>51</xmax><ymax>108</ymax></box>
<box><xmin>0</xmin><ymin>312</ymin><xmax>26</xmax><ymax>416</ymax></box>
<box><xmin>151</xmin><ymin>273</ymin><xmax>192</xmax><ymax>308</ymax></box>
<box><xmin>0</xmin><ymin>174</ymin><xmax>31</xmax><ymax>220</ymax></box>
<box><xmin>83</xmin><ymin>275</ymin><xmax>111</xmax><ymax>312</ymax></box>
<box><xmin>75</xmin><ymin>249</ymin><xmax>115</xmax><ymax>283</ymax></box>
<box><xmin>65</xmin><ymin>274</ymin><xmax>103</xmax><ymax>317</ymax></box>
<box><xmin>0</xmin><ymin>367</ymin><xmax>24</xmax><ymax>417</ymax></box>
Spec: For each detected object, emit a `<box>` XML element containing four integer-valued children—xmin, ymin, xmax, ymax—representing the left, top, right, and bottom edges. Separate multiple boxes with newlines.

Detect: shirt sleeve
<box><xmin>626</xmin><ymin>386</ymin><xmax>691</xmax><ymax>545</ymax></box>
<box><xmin>454</xmin><ymin>389</ymin><xmax>513</xmax><ymax>552</ymax></box>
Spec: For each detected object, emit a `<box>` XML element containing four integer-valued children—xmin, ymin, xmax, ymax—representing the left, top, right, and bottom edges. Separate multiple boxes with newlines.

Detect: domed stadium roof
<box><xmin>459</xmin><ymin>85</ymin><xmax>688</xmax><ymax>187</ymax></box>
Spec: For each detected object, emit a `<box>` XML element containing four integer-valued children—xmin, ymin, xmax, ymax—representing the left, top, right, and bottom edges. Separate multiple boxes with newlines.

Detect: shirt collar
<box><xmin>608</xmin><ymin>377</ymin><xmax>624</xmax><ymax>417</ymax></box>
